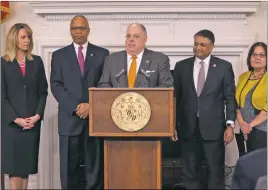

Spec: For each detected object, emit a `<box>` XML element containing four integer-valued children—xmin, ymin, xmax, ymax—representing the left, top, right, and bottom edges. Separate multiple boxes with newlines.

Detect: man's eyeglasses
<box><xmin>251</xmin><ymin>53</ymin><xmax>266</xmax><ymax>58</ymax></box>
<box><xmin>70</xmin><ymin>27</ymin><xmax>88</xmax><ymax>31</ymax></box>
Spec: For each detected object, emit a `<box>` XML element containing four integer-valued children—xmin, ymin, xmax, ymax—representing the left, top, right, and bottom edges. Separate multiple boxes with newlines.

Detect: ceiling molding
<box><xmin>44</xmin><ymin>13</ymin><xmax>247</xmax><ymax>20</ymax></box>
<box><xmin>29</xmin><ymin>1</ymin><xmax>261</xmax><ymax>20</ymax></box>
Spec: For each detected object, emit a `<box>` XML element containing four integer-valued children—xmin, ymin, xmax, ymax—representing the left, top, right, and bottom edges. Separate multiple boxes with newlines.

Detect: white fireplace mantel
<box><xmin>29</xmin><ymin>1</ymin><xmax>261</xmax><ymax>20</ymax></box>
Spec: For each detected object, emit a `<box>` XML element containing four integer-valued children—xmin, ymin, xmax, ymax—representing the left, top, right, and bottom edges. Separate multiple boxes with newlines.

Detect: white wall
<box><xmin>1</xmin><ymin>1</ymin><xmax>267</xmax><ymax>189</ymax></box>
<box><xmin>247</xmin><ymin>1</ymin><xmax>267</xmax><ymax>43</ymax></box>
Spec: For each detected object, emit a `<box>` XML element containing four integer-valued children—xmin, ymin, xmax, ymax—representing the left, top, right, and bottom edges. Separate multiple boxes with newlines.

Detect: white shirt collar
<box><xmin>127</xmin><ymin>50</ymin><xmax>145</xmax><ymax>61</ymax></box>
<box><xmin>73</xmin><ymin>42</ymin><xmax>88</xmax><ymax>50</ymax></box>
<box><xmin>194</xmin><ymin>55</ymin><xmax>211</xmax><ymax>66</ymax></box>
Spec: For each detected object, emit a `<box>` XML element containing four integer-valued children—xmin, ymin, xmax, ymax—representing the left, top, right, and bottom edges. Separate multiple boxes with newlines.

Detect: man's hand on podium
<box><xmin>76</xmin><ymin>103</ymin><xmax>89</xmax><ymax>119</ymax></box>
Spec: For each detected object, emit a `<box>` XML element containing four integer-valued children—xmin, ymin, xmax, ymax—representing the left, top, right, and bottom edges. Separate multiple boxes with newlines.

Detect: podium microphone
<box><xmin>115</xmin><ymin>69</ymin><xmax>126</xmax><ymax>87</ymax></box>
<box><xmin>139</xmin><ymin>69</ymin><xmax>151</xmax><ymax>87</ymax></box>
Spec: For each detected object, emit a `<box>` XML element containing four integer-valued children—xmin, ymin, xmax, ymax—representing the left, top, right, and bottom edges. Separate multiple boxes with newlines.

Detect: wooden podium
<box><xmin>89</xmin><ymin>88</ymin><xmax>174</xmax><ymax>189</ymax></box>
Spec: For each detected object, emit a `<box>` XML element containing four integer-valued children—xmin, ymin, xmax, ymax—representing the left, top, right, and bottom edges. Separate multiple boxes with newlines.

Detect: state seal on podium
<box><xmin>111</xmin><ymin>92</ymin><xmax>151</xmax><ymax>132</ymax></box>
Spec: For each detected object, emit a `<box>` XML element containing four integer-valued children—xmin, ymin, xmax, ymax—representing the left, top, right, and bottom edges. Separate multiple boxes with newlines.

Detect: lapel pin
<box><xmin>213</xmin><ymin>64</ymin><xmax>216</xmax><ymax>67</ymax></box>
<box><xmin>90</xmin><ymin>53</ymin><xmax>94</xmax><ymax>56</ymax></box>
<box><xmin>146</xmin><ymin>60</ymin><xmax>150</xmax><ymax>64</ymax></box>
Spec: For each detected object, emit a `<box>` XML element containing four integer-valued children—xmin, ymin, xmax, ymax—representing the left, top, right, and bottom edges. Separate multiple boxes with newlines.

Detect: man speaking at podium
<box><xmin>98</xmin><ymin>23</ymin><xmax>173</xmax><ymax>88</ymax></box>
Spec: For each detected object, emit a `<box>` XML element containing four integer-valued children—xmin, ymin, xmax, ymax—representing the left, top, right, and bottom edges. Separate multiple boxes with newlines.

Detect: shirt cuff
<box><xmin>226</xmin><ymin>120</ymin><xmax>234</xmax><ymax>125</ymax></box>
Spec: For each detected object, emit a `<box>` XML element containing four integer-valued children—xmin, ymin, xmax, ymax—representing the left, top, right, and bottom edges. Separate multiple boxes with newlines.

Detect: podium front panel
<box><xmin>89</xmin><ymin>88</ymin><xmax>174</xmax><ymax>137</ymax></box>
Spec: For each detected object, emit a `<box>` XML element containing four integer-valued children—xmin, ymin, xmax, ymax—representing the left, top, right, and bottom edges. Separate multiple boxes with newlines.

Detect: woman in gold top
<box><xmin>235</xmin><ymin>42</ymin><xmax>267</xmax><ymax>153</ymax></box>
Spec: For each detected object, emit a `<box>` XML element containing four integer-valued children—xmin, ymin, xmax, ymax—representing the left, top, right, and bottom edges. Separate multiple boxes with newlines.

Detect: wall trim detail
<box><xmin>44</xmin><ymin>13</ymin><xmax>247</xmax><ymax>21</ymax></box>
<box><xmin>29</xmin><ymin>1</ymin><xmax>260</xmax><ymax>21</ymax></box>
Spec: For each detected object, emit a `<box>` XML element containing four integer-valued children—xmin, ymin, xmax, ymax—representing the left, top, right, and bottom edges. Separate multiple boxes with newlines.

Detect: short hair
<box><xmin>73</xmin><ymin>15</ymin><xmax>87</xmax><ymax>20</ymax></box>
<box><xmin>70</xmin><ymin>15</ymin><xmax>89</xmax><ymax>28</ymax></box>
<box><xmin>3</xmin><ymin>23</ymin><xmax>33</xmax><ymax>62</ymax></box>
<box><xmin>247</xmin><ymin>42</ymin><xmax>267</xmax><ymax>71</ymax></box>
<box><xmin>194</xmin><ymin>29</ymin><xmax>215</xmax><ymax>44</ymax></box>
<box><xmin>128</xmin><ymin>23</ymin><xmax>147</xmax><ymax>36</ymax></box>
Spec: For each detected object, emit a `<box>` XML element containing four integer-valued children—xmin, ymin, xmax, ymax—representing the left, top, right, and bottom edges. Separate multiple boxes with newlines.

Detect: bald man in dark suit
<box><xmin>50</xmin><ymin>15</ymin><xmax>109</xmax><ymax>189</ymax></box>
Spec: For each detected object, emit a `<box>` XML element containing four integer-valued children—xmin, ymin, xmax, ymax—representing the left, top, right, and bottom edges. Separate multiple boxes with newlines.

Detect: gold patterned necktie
<box><xmin>128</xmin><ymin>56</ymin><xmax>137</xmax><ymax>88</ymax></box>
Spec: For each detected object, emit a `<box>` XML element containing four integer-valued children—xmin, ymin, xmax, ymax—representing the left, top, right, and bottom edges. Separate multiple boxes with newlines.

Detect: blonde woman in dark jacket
<box><xmin>1</xmin><ymin>23</ymin><xmax>48</xmax><ymax>189</ymax></box>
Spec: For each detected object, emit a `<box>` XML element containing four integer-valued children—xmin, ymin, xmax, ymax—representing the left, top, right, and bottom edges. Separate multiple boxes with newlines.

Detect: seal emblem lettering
<box><xmin>111</xmin><ymin>92</ymin><xmax>151</xmax><ymax>132</ymax></box>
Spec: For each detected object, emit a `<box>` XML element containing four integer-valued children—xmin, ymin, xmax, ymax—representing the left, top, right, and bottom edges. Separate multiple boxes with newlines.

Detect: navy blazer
<box><xmin>50</xmin><ymin>43</ymin><xmax>109</xmax><ymax>136</ymax></box>
<box><xmin>174</xmin><ymin>56</ymin><xmax>236</xmax><ymax>140</ymax></box>
<box><xmin>1</xmin><ymin>55</ymin><xmax>48</xmax><ymax>125</ymax></box>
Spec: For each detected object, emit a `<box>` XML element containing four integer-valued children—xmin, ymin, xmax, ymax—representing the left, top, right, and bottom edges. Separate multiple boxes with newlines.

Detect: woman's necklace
<box><xmin>17</xmin><ymin>58</ymin><xmax>26</xmax><ymax>67</ymax></box>
<box><xmin>252</xmin><ymin>70</ymin><xmax>265</xmax><ymax>79</ymax></box>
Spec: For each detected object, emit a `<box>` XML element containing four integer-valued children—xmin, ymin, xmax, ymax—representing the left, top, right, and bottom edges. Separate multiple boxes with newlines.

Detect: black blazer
<box><xmin>173</xmin><ymin>56</ymin><xmax>236</xmax><ymax>140</ymax></box>
<box><xmin>50</xmin><ymin>43</ymin><xmax>109</xmax><ymax>136</ymax></box>
<box><xmin>1</xmin><ymin>55</ymin><xmax>48</xmax><ymax>125</ymax></box>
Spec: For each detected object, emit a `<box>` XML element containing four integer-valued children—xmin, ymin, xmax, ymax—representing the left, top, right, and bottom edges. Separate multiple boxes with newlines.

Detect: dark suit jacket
<box><xmin>50</xmin><ymin>43</ymin><xmax>109</xmax><ymax>136</ymax></box>
<box><xmin>232</xmin><ymin>148</ymin><xmax>267</xmax><ymax>189</ymax></box>
<box><xmin>174</xmin><ymin>56</ymin><xmax>236</xmax><ymax>140</ymax></box>
<box><xmin>98</xmin><ymin>48</ymin><xmax>173</xmax><ymax>88</ymax></box>
<box><xmin>1</xmin><ymin>55</ymin><xmax>48</xmax><ymax>125</ymax></box>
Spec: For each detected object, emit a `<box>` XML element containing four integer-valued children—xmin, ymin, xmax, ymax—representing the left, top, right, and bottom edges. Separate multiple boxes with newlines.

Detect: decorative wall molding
<box><xmin>29</xmin><ymin>1</ymin><xmax>260</xmax><ymax>20</ymax></box>
<box><xmin>44</xmin><ymin>13</ymin><xmax>247</xmax><ymax>21</ymax></box>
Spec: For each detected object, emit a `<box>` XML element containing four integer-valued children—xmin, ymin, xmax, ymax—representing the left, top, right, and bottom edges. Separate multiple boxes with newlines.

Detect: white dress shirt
<box><xmin>127</xmin><ymin>50</ymin><xmax>144</xmax><ymax>75</ymax></box>
<box><xmin>73</xmin><ymin>42</ymin><xmax>88</xmax><ymax>61</ymax></box>
<box><xmin>193</xmin><ymin>55</ymin><xmax>234</xmax><ymax>126</ymax></box>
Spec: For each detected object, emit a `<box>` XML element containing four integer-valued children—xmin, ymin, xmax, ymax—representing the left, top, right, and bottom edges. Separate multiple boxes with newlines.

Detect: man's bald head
<box><xmin>70</xmin><ymin>15</ymin><xmax>89</xmax><ymax>28</ymax></box>
<box><xmin>127</xmin><ymin>23</ymin><xmax>147</xmax><ymax>37</ymax></box>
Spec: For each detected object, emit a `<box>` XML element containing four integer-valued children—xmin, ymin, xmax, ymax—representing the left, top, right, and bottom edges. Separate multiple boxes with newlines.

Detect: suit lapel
<box><xmin>138</xmin><ymin>48</ymin><xmax>152</xmax><ymax>73</ymax></box>
<box><xmin>134</xmin><ymin>48</ymin><xmax>152</xmax><ymax>87</ymax></box>
<box><xmin>68</xmin><ymin>44</ymin><xmax>83</xmax><ymax>79</ymax></box>
<box><xmin>122</xmin><ymin>51</ymin><xmax>128</xmax><ymax>87</ymax></box>
<box><xmin>25</xmin><ymin>57</ymin><xmax>34</xmax><ymax>84</ymax></box>
<box><xmin>200</xmin><ymin>56</ymin><xmax>217</xmax><ymax>96</ymax></box>
<box><xmin>83</xmin><ymin>43</ymin><xmax>95</xmax><ymax>77</ymax></box>
<box><xmin>13</xmin><ymin>59</ymin><xmax>24</xmax><ymax>80</ymax></box>
<box><xmin>13</xmin><ymin>57</ymin><xmax>34</xmax><ymax>85</ymax></box>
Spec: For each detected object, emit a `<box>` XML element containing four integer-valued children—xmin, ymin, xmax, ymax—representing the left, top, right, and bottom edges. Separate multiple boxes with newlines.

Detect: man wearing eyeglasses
<box><xmin>97</xmin><ymin>23</ymin><xmax>173</xmax><ymax>88</ymax></box>
<box><xmin>172</xmin><ymin>29</ymin><xmax>236</xmax><ymax>189</ymax></box>
<box><xmin>50</xmin><ymin>15</ymin><xmax>109</xmax><ymax>189</ymax></box>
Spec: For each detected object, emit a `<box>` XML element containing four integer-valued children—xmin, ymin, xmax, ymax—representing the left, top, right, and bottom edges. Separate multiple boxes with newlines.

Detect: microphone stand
<box><xmin>115</xmin><ymin>69</ymin><xmax>126</xmax><ymax>88</ymax></box>
<box><xmin>139</xmin><ymin>69</ymin><xmax>151</xmax><ymax>88</ymax></box>
<box><xmin>145</xmin><ymin>76</ymin><xmax>150</xmax><ymax>88</ymax></box>
<box><xmin>115</xmin><ymin>77</ymin><xmax>120</xmax><ymax>88</ymax></box>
